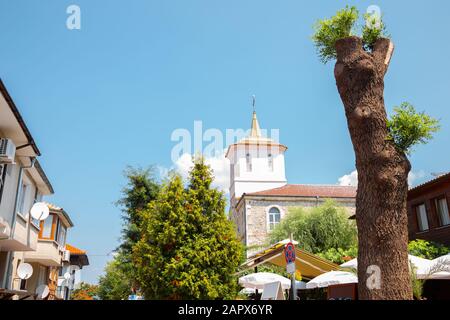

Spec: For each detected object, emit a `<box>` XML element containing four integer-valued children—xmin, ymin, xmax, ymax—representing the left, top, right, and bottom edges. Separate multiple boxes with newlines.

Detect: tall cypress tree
<box><xmin>134</xmin><ymin>157</ymin><xmax>243</xmax><ymax>299</ymax></box>
<box><xmin>116</xmin><ymin>167</ymin><xmax>160</xmax><ymax>293</ymax></box>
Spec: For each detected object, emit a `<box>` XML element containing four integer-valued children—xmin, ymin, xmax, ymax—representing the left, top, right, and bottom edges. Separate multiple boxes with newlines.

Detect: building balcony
<box><xmin>24</xmin><ymin>239</ymin><xmax>63</xmax><ymax>267</ymax></box>
<box><xmin>0</xmin><ymin>214</ymin><xmax>39</xmax><ymax>252</ymax></box>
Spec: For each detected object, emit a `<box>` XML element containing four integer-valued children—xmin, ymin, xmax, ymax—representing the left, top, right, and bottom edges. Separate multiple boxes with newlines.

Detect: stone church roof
<box><xmin>245</xmin><ymin>184</ymin><xmax>357</xmax><ymax>198</ymax></box>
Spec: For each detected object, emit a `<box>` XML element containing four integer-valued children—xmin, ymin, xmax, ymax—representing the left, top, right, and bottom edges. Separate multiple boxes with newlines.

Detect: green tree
<box><xmin>312</xmin><ymin>6</ymin><xmax>440</xmax><ymax>299</ymax></box>
<box><xmin>116</xmin><ymin>166</ymin><xmax>160</xmax><ymax>292</ymax></box>
<box><xmin>97</xmin><ymin>254</ymin><xmax>133</xmax><ymax>300</ymax></box>
<box><xmin>312</xmin><ymin>6</ymin><xmax>359</xmax><ymax>63</ymax></box>
<box><xmin>312</xmin><ymin>6</ymin><xmax>388</xmax><ymax>63</ymax></box>
<box><xmin>269</xmin><ymin>200</ymin><xmax>357</xmax><ymax>255</ymax></box>
<box><xmin>133</xmin><ymin>157</ymin><xmax>243</xmax><ymax>299</ymax></box>
<box><xmin>317</xmin><ymin>246</ymin><xmax>358</xmax><ymax>265</ymax></box>
<box><xmin>362</xmin><ymin>11</ymin><xmax>388</xmax><ymax>51</ymax></box>
<box><xmin>408</xmin><ymin>239</ymin><xmax>450</xmax><ymax>260</ymax></box>
<box><xmin>70</xmin><ymin>282</ymin><xmax>98</xmax><ymax>300</ymax></box>
<box><xmin>387</xmin><ymin>102</ymin><xmax>440</xmax><ymax>155</ymax></box>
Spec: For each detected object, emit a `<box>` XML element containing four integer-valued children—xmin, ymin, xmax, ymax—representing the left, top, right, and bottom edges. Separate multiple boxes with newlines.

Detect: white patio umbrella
<box><xmin>239</xmin><ymin>272</ymin><xmax>291</xmax><ymax>290</ymax></box>
<box><xmin>339</xmin><ymin>255</ymin><xmax>448</xmax><ymax>280</ymax></box>
<box><xmin>295</xmin><ymin>280</ymin><xmax>307</xmax><ymax>290</ymax></box>
<box><xmin>432</xmin><ymin>253</ymin><xmax>450</xmax><ymax>265</ymax></box>
<box><xmin>306</xmin><ymin>271</ymin><xmax>357</xmax><ymax>289</ymax></box>
<box><xmin>428</xmin><ymin>254</ymin><xmax>450</xmax><ymax>280</ymax></box>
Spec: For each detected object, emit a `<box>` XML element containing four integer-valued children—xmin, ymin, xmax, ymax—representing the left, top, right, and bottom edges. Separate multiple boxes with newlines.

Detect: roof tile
<box><xmin>246</xmin><ymin>184</ymin><xmax>357</xmax><ymax>198</ymax></box>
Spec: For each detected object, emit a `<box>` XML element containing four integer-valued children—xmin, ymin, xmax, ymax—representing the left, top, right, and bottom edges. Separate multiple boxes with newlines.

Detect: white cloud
<box><xmin>408</xmin><ymin>170</ymin><xmax>426</xmax><ymax>187</ymax></box>
<box><xmin>160</xmin><ymin>150</ymin><xmax>230</xmax><ymax>194</ymax></box>
<box><xmin>338</xmin><ymin>170</ymin><xmax>358</xmax><ymax>186</ymax></box>
<box><xmin>338</xmin><ymin>169</ymin><xmax>427</xmax><ymax>187</ymax></box>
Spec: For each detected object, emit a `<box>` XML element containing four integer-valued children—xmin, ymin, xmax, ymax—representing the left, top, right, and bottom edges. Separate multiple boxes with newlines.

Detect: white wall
<box><xmin>229</xmin><ymin>145</ymin><xmax>287</xmax><ymax>199</ymax></box>
<box><xmin>0</xmin><ymin>162</ymin><xmax>20</xmax><ymax>228</ymax></box>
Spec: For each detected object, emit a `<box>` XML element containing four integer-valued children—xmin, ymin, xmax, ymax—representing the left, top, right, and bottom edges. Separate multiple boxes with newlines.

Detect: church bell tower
<box><xmin>225</xmin><ymin>110</ymin><xmax>288</xmax><ymax>213</ymax></box>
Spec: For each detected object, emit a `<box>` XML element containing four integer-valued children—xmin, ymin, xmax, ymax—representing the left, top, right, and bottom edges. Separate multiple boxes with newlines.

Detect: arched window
<box><xmin>268</xmin><ymin>207</ymin><xmax>281</xmax><ymax>230</ymax></box>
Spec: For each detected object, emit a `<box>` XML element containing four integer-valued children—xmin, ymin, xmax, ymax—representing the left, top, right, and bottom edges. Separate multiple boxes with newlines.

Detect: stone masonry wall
<box><xmin>242</xmin><ymin>198</ymin><xmax>356</xmax><ymax>253</ymax></box>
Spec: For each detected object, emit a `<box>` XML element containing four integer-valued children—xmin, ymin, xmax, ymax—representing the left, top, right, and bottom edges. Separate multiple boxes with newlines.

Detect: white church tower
<box><xmin>226</xmin><ymin>111</ymin><xmax>288</xmax><ymax>214</ymax></box>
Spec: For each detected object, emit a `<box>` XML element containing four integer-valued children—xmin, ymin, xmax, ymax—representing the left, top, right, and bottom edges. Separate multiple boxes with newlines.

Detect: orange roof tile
<box><xmin>66</xmin><ymin>244</ymin><xmax>87</xmax><ymax>255</ymax></box>
<box><xmin>246</xmin><ymin>184</ymin><xmax>357</xmax><ymax>198</ymax></box>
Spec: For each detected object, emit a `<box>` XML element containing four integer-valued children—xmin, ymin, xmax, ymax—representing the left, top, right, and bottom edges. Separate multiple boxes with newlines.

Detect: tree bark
<box><xmin>334</xmin><ymin>36</ymin><xmax>412</xmax><ymax>300</ymax></box>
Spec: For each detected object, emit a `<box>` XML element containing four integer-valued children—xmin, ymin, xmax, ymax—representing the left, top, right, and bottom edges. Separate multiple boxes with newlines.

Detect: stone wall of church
<box><xmin>243</xmin><ymin>197</ymin><xmax>356</xmax><ymax>254</ymax></box>
<box><xmin>231</xmin><ymin>198</ymin><xmax>246</xmax><ymax>243</ymax></box>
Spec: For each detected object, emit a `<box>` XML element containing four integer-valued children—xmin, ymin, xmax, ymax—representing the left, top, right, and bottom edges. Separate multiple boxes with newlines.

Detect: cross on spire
<box><xmin>250</xmin><ymin>95</ymin><xmax>261</xmax><ymax>138</ymax></box>
<box><xmin>252</xmin><ymin>95</ymin><xmax>256</xmax><ymax>112</ymax></box>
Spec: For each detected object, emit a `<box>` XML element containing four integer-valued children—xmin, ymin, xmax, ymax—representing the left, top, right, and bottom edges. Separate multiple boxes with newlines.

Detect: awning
<box><xmin>240</xmin><ymin>240</ymin><xmax>339</xmax><ymax>280</ymax></box>
<box><xmin>0</xmin><ymin>288</ymin><xmax>36</xmax><ymax>300</ymax></box>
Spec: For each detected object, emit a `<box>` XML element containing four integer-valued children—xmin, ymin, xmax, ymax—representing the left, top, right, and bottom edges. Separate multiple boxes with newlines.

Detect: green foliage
<box><xmin>312</xmin><ymin>6</ymin><xmax>390</xmax><ymax>63</ymax></box>
<box><xmin>317</xmin><ymin>245</ymin><xmax>358</xmax><ymax>265</ymax></box>
<box><xmin>409</xmin><ymin>262</ymin><xmax>424</xmax><ymax>300</ymax></box>
<box><xmin>387</xmin><ymin>102</ymin><xmax>440</xmax><ymax>155</ymax></box>
<box><xmin>70</xmin><ymin>282</ymin><xmax>98</xmax><ymax>300</ymax></box>
<box><xmin>408</xmin><ymin>239</ymin><xmax>450</xmax><ymax>260</ymax></box>
<box><xmin>269</xmin><ymin>200</ymin><xmax>357</xmax><ymax>255</ymax></box>
<box><xmin>133</xmin><ymin>157</ymin><xmax>243</xmax><ymax>299</ymax></box>
<box><xmin>362</xmin><ymin>13</ymin><xmax>388</xmax><ymax>51</ymax></box>
<box><xmin>312</xmin><ymin>6</ymin><xmax>359</xmax><ymax>63</ymax></box>
<box><xmin>97</xmin><ymin>254</ymin><xmax>133</xmax><ymax>300</ymax></box>
<box><xmin>117</xmin><ymin>166</ymin><xmax>160</xmax><ymax>254</ymax></box>
<box><xmin>115</xmin><ymin>166</ymin><xmax>161</xmax><ymax>289</ymax></box>
<box><xmin>408</xmin><ymin>242</ymin><xmax>450</xmax><ymax>299</ymax></box>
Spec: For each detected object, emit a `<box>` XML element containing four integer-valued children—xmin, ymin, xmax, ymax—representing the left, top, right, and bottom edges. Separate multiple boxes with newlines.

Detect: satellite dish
<box><xmin>17</xmin><ymin>263</ymin><xmax>33</xmax><ymax>280</ymax></box>
<box><xmin>30</xmin><ymin>202</ymin><xmax>49</xmax><ymax>221</ymax></box>
<box><xmin>64</xmin><ymin>272</ymin><xmax>71</xmax><ymax>280</ymax></box>
<box><xmin>36</xmin><ymin>285</ymin><xmax>49</xmax><ymax>299</ymax></box>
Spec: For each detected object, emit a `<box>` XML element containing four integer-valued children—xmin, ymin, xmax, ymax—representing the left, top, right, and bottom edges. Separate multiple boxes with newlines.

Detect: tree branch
<box><xmin>373</xmin><ymin>38</ymin><xmax>394</xmax><ymax>74</ymax></box>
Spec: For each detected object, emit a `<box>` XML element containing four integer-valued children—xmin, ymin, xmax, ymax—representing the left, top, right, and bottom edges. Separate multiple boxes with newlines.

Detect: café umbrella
<box><xmin>238</xmin><ymin>272</ymin><xmax>291</xmax><ymax>290</ymax></box>
<box><xmin>340</xmin><ymin>254</ymin><xmax>450</xmax><ymax>279</ymax></box>
<box><xmin>306</xmin><ymin>271</ymin><xmax>357</xmax><ymax>289</ymax></box>
<box><xmin>428</xmin><ymin>254</ymin><xmax>450</xmax><ymax>279</ymax></box>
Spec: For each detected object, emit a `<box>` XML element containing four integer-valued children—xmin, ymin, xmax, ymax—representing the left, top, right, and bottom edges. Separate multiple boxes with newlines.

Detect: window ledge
<box><xmin>16</xmin><ymin>213</ymin><xmax>27</xmax><ymax>222</ymax></box>
<box><xmin>435</xmin><ymin>224</ymin><xmax>450</xmax><ymax>230</ymax></box>
<box><xmin>30</xmin><ymin>223</ymin><xmax>40</xmax><ymax>231</ymax></box>
<box><xmin>38</xmin><ymin>238</ymin><xmax>58</xmax><ymax>245</ymax></box>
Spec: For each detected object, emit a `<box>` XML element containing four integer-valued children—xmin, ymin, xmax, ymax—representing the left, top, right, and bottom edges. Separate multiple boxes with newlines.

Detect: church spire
<box><xmin>250</xmin><ymin>111</ymin><xmax>261</xmax><ymax>138</ymax></box>
<box><xmin>250</xmin><ymin>95</ymin><xmax>261</xmax><ymax>138</ymax></box>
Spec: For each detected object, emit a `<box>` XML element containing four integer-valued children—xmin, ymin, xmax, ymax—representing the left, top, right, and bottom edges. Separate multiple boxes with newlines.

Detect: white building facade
<box><xmin>0</xmin><ymin>79</ymin><xmax>85</xmax><ymax>300</ymax></box>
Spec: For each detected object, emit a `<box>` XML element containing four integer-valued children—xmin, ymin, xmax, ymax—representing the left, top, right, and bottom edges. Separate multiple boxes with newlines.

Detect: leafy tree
<box><xmin>97</xmin><ymin>254</ymin><xmax>133</xmax><ymax>300</ymax></box>
<box><xmin>317</xmin><ymin>245</ymin><xmax>358</xmax><ymax>265</ymax></box>
<box><xmin>387</xmin><ymin>102</ymin><xmax>440</xmax><ymax>155</ymax></box>
<box><xmin>362</xmin><ymin>12</ymin><xmax>388</xmax><ymax>51</ymax></box>
<box><xmin>116</xmin><ymin>166</ymin><xmax>160</xmax><ymax>291</ymax></box>
<box><xmin>70</xmin><ymin>282</ymin><xmax>98</xmax><ymax>300</ymax></box>
<box><xmin>312</xmin><ymin>6</ymin><xmax>359</xmax><ymax>63</ymax></box>
<box><xmin>269</xmin><ymin>200</ymin><xmax>357</xmax><ymax>255</ymax></box>
<box><xmin>312</xmin><ymin>6</ymin><xmax>440</xmax><ymax>299</ymax></box>
<box><xmin>133</xmin><ymin>157</ymin><xmax>243</xmax><ymax>299</ymax></box>
<box><xmin>408</xmin><ymin>239</ymin><xmax>450</xmax><ymax>260</ymax></box>
<box><xmin>312</xmin><ymin>6</ymin><xmax>388</xmax><ymax>62</ymax></box>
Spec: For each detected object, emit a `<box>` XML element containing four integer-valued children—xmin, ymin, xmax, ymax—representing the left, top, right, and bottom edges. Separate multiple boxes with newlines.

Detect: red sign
<box><xmin>284</xmin><ymin>242</ymin><xmax>296</xmax><ymax>264</ymax></box>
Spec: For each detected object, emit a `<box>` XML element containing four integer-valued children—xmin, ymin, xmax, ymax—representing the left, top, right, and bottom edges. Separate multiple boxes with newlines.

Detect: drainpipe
<box><xmin>1</xmin><ymin>157</ymin><xmax>36</xmax><ymax>289</ymax></box>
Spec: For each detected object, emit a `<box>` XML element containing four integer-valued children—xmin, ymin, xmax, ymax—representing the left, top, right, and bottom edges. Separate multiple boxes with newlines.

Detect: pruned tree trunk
<box><xmin>334</xmin><ymin>36</ymin><xmax>412</xmax><ymax>300</ymax></box>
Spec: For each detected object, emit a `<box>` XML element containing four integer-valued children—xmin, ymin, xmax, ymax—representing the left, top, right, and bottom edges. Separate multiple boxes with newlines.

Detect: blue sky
<box><xmin>1</xmin><ymin>0</ymin><xmax>449</xmax><ymax>284</ymax></box>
